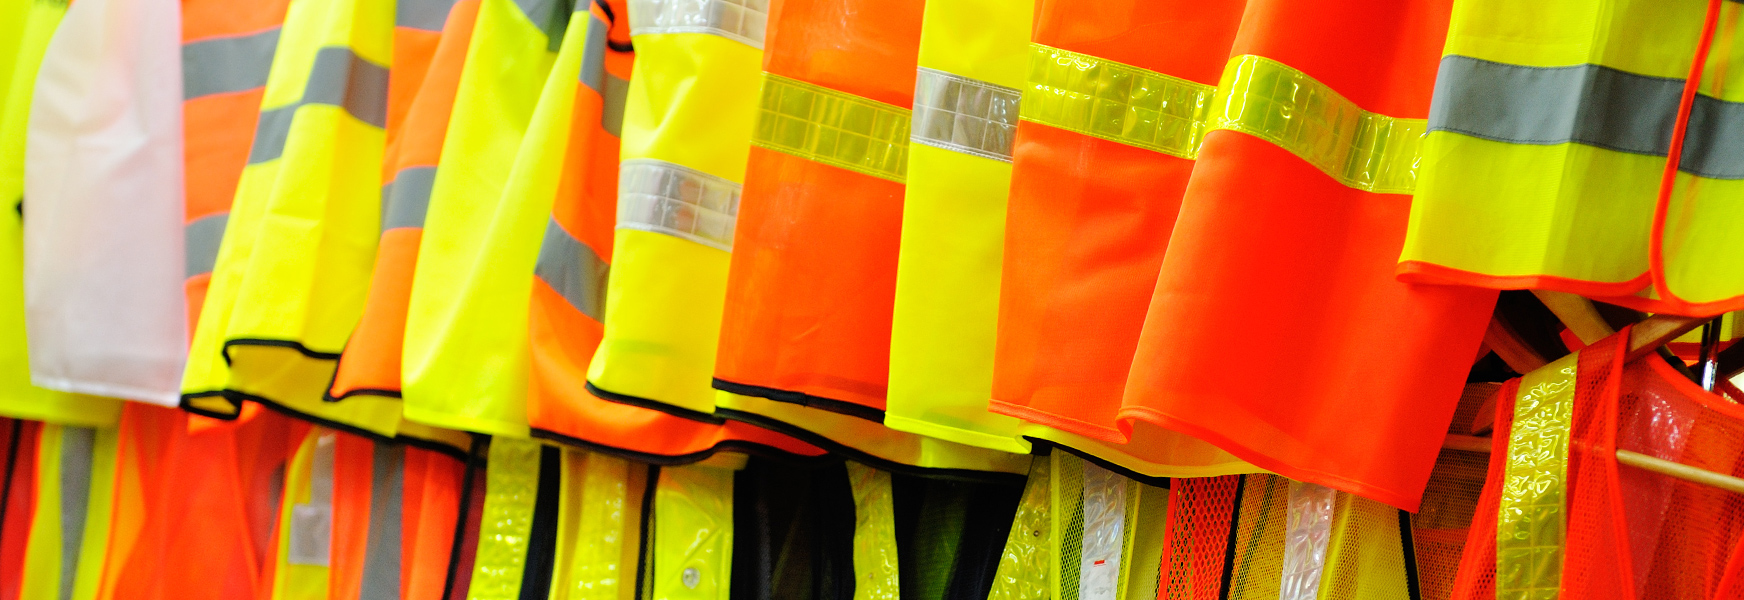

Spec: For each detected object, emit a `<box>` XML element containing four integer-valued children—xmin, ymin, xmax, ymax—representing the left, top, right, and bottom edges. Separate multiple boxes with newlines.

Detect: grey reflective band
<box><xmin>627</xmin><ymin>0</ymin><xmax>767</xmax><ymax>49</ymax></box>
<box><xmin>575</xmin><ymin>14</ymin><xmax>628</xmax><ymax>137</ymax></box>
<box><xmin>1430</xmin><ymin>55</ymin><xmax>1744</xmax><ymax>179</ymax></box>
<box><xmin>358</xmin><ymin>443</ymin><xmax>404</xmax><ymax>600</ymax></box>
<box><xmin>534</xmin><ymin>217</ymin><xmax>610</xmax><ymax>321</ymax></box>
<box><xmin>602</xmin><ymin>74</ymin><xmax>630</xmax><ymax>138</ymax></box>
<box><xmin>617</xmin><ymin>158</ymin><xmax>740</xmax><ymax>252</ymax></box>
<box><xmin>1279</xmin><ymin>481</ymin><xmax>1336</xmax><ymax>600</ymax></box>
<box><xmin>289</xmin><ymin>432</ymin><xmax>336</xmax><ymax>566</ymax></box>
<box><xmin>513</xmin><ymin>0</ymin><xmax>569</xmax><ymax>51</ymax></box>
<box><xmin>382</xmin><ymin>167</ymin><xmax>436</xmax><ymax>231</ymax></box>
<box><xmin>182</xmin><ymin>29</ymin><xmax>281</xmax><ymax>100</ymax></box>
<box><xmin>397</xmin><ymin>0</ymin><xmax>459</xmax><ymax>31</ymax></box>
<box><xmin>911</xmin><ymin>67</ymin><xmax>1020</xmax><ymax>162</ymax></box>
<box><xmin>249</xmin><ymin>47</ymin><xmax>391</xmax><ymax>164</ymax></box>
<box><xmin>184</xmin><ymin>212</ymin><xmax>229</xmax><ymax>278</ymax></box>
<box><xmin>58</xmin><ymin>427</ymin><xmax>95</xmax><ymax>600</ymax></box>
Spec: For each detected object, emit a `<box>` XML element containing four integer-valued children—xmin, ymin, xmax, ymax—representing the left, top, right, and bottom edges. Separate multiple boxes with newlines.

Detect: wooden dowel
<box><xmin>1441</xmin><ymin>435</ymin><xmax>1744</xmax><ymax>496</ymax></box>
<box><xmin>1531</xmin><ymin>290</ymin><xmax>1615</xmax><ymax>345</ymax></box>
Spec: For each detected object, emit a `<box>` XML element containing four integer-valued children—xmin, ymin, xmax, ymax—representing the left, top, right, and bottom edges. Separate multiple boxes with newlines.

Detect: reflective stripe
<box><xmin>911</xmin><ymin>67</ymin><xmax>1020</xmax><ymax>162</ymax></box>
<box><xmin>845</xmin><ymin>463</ymin><xmax>900</xmax><ymax>599</ymax></box>
<box><xmin>397</xmin><ymin>0</ymin><xmax>459</xmax><ymax>31</ymax></box>
<box><xmin>578</xmin><ymin>14</ymin><xmax>610</xmax><ymax>95</ymax></box>
<box><xmin>627</xmin><ymin>0</ymin><xmax>767</xmax><ymax>49</ymax></box>
<box><xmin>382</xmin><ymin>167</ymin><xmax>436</xmax><ymax>231</ymax></box>
<box><xmin>1076</xmin><ymin>462</ymin><xmax>1124</xmax><ymax>600</ymax></box>
<box><xmin>1208</xmin><ymin>54</ymin><xmax>1427</xmax><ymax>195</ymax></box>
<box><xmin>56</xmin><ymin>427</ymin><xmax>93</xmax><ymax>600</ymax></box>
<box><xmin>184</xmin><ymin>212</ymin><xmax>229</xmax><ymax>277</ymax></box>
<box><xmin>1021</xmin><ymin>43</ymin><xmax>1215</xmax><ymax>160</ymax></box>
<box><xmin>1429</xmin><ymin>55</ymin><xmax>1744</xmax><ymax>180</ymax></box>
<box><xmin>182</xmin><ymin>28</ymin><xmax>281</xmax><ymax>100</ymax></box>
<box><xmin>751</xmin><ymin>73</ymin><xmax>910</xmax><ymax>183</ymax></box>
<box><xmin>602</xmin><ymin>73</ymin><xmax>629</xmax><ymax>138</ymax></box>
<box><xmin>1279</xmin><ymin>481</ymin><xmax>1335</xmax><ymax>600</ymax></box>
<box><xmin>513</xmin><ymin>0</ymin><xmax>569</xmax><ymax>50</ymax></box>
<box><xmin>617</xmin><ymin>158</ymin><xmax>740</xmax><ymax>252</ymax></box>
<box><xmin>358</xmin><ymin>443</ymin><xmax>403</xmax><ymax>600</ymax></box>
<box><xmin>289</xmin><ymin>432</ymin><xmax>337</xmax><ymax>566</ymax></box>
<box><xmin>248</xmin><ymin>47</ymin><xmax>391</xmax><ymax>164</ymax></box>
<box><xmin>1496</xmin><ymin>354</ymin><xmax>1578</xmax><ymax>599</ymax></box>
<box><xmin>533</xmin><ymin>217</ymin><xmax>610</xmax><ymax>321</ymax></box>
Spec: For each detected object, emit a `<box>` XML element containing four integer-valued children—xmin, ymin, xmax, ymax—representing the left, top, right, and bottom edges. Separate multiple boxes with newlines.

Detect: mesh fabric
<box><xmin>1159</xmin><ymin>475</ymin><xmax>1241</xmax><ymax>600</ymax></box>
<box><xmin>988</xmin><ymin>456</ymin><xmax>1051</xmax><ymax>600</ymax></box>
<box><xmin>1320</xmin><ymin>489</ymin><xmax>1411</xmax><ymax>600</ymax></box>
<box><xmin>1227</xmin><ymin>474</ymin><xmax>1290</xmax><ymax>600</ymax></box>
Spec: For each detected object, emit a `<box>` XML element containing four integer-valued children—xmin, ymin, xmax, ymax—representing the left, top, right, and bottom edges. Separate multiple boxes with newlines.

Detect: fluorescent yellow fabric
<box><xmin>401</xmin><ymin>0</ymin><xmax>585</xmax><ymax>437</ymax></box>
<box><xmin>845</xmin><ymin>462</ymin><xmax>900</xmax><ymax>600</ymax></box>
<box><xmin>0</xmin><ymin>0</ymin><xmax>120</xmax><ymax>427</ymax></box>
<box><xmin>988</xmin><ymin>456</ymin><xmax>1051</xmax><ymax>600</ymax></box>
<box><xmin>19</xmin><ymin>425</ymin><xmax>116</xmax><ymax>600</ymax></box>
<box><xmin>551</xmin><ymin>449</ymin><xmax>643</xmax><ymax>600</ymax></box>
<box><xmin>1317</xmin><ymin>490</ymin><xmax>1411</xmax><ymax>600</ymax></box>
<box><xmin>587</xmin><ymin>32</ymin><xmax>762</xmax><ymax>415</ymax></box>
<box><xmin>179</xmin><ymin>0</ymin><xmax>400</xmax><ymax>435</ymax></box>
<box><xmin>649</xmin><ymin>464</ymin><xmax>735</xmax><ymax>600</ymax></box>
<box><xmin>468</xmin><ymin>437</ymin><xmax>544</xmax><ymax>600</ymax></box>
<box><xmin>272</xmin><ymin>430</ymin><xmax>334</xmax><ymax>600</ymax></box>
<box><xmin>715</xmin><ymin>392</ymin><xmax>1031</xmax><ymax>475</ymax></box>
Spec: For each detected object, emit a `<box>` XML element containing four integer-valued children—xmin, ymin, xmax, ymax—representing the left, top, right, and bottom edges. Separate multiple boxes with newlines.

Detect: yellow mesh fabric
<box><xmin>988</xmin><ymin>456</ymin><xmax>1051</xmax><ymax>600</ymax></box>
<box><xmin>1050</xmin><ymin>452</ymin><xmax>1085</xmax><ymax>600</ymax></box>
<box><xmin>1119</xmin><ymin>481</ymin><xmax>1169</xmax><ymax>600</ymax></box>
<box><xmin>1227</xmin><ymin>474</ymin><xmax>1290</xmax><ymax>600</ymax></box>
<box><xmin>1318</xmin><ymin>490</ymin><xmax>1411</xmax><ymax>600</ymax></box>
<box><xmin>845</xmin><ymin>462</ymin><xmax>899</xmax><ymax>600</ymax></box>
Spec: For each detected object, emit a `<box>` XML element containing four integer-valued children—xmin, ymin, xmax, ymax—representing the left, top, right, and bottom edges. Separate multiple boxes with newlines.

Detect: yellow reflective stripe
<box><xmin>1208</xmin><ymin>55</ymin><xmax>1426</xmax><ymax>195</ymax></box>
<box><xmin>846</xmin><ymin>462</ymin><xmax>900</xmax><ymax>600</ymax></box>
<box><xmin>1020</xmin><ymin>43</ymin><xmax>1215</xmax><ymax>160</ymax></box>
<box><xmin>1496</xmin><ymin>353</ymin><xmax>1578</xmax><ymax>599</ymax></box>
<box><xmin>751</xmin><ymin>73</ymin><xmax>911</xmax><ymax>184</ymax></box>
<box><xmin>988</xmin><ymin>456</ymin><xmax>1051</xmax><ymax>600</ymax></box>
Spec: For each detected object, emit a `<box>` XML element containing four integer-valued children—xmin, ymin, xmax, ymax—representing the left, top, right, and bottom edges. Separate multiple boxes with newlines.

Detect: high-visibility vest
<box><xmin>399</xmin><ymin>0</ymin><xmax>579</xmax><ymax>438</ymax></box>
<box><xmin>15</xmin><ymin>424</ymin><xmax>116</xmax><ymax>600</ymax></box>
<box><xmin>0</xmin><ymin>418</ymin><xmax>43</xmax><ymax>600</ymax></box>
<box><xmin>1456</xmin><ymin>328</ymin><xmax>1744</xmax><ymax>600</ymax></box>
<box><xmin>179</xmin><ymin>0</ymin><xmax>401</xmax><ymax>435</ymax></box>
<box><xmin>326</xmin><ymin>0</ymin><xmax>477</xmax><ymax>402</ymax></box>
<box><xmin>885</xmin><ymin>0</ymin><xmax>1256</xmax><ymax>480</ymax></box>
<box><xmin>0</xmin><ymin>0</ymin><xmax>122</xmax><ymax>427</ymax></box>
<box><xmin>22</xmin><ymin>0</ymin><xmax>186</xmax><ymax>406</ymax></box>
<box><xmin>1039</xmin><ymin>453</ymin><xmax>1172</xmax><ymax>600</ymax></box>
<box><xmin>1119</xmin><ymin>0</ymin><xmax>1497</xmax><ymax>511</ymax></box>
<box><xmin>1216</xmin><ymin>474</ymin><xmax>1422</xmax><ymax>600</ymax></box>
<box><xmin>1401</xmin><ymin>0</ymin><xmax>1744</xmax><ymax>317</ymax></box>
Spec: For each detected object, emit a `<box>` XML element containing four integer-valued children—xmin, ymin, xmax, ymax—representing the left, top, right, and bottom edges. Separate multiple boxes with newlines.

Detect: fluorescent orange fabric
<box><xmin>989</xmin><ymin>0</ymin><xmax>1246</xmax><ymax>443</ymax></box>
<box><xmin>1118</xmin><ymin>0</ymin><xmax>1496</xmax><ymax>510</ymax></box>
<box><xmin>328</xmin><ymin>0</ymin><xmax>479</xmax><ymax>400</ymax></box>
<box><xmin>0</xmin><ymin>419</ymin><xmax>38</xmax><ymax>600</ymax></box>
<box><xmin>402</xmin><ymin>446</ymin><xmax>465</xmax><ymax>600</ymax></box>
<box><xmin>710</xmin><ymin>0</ymin><xmax>926</xmax><ymax>418</ymax></box>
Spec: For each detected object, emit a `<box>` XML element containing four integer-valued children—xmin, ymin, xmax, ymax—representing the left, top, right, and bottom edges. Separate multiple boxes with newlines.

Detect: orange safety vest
<box><xmin>1119</xmin><ymin>0</ymin><xmax>1497</xmax><ymax>510</ymax></box>
<box><xmin>0</xmin><ymin>417</ymin><xmax>39</xmax><ymax>600</ymax></box>
<box><xmin>711</xmin><ymin>0</ymin><xmax>926</xmax><ymax>420</ymax></box>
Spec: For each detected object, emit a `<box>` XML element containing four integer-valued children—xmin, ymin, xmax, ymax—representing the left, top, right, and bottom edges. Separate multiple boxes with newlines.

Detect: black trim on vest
<box><xmin>1400</xmin><ymin>508</ymin><xmax>1423</xmax><ymax>600</ymax></box>
<box><xmin>713</xmin><ymin>407</ymin><xmax>1026</xmax><ymax>486</ymax></box>
<box><xmin>1019</xmin><ymin>437</ymin><xmax>1173</xmax><ymax>488</ymax></box>
<box><xmin>519</xmin><ymin>446</ymin><xmax>562</xmax><ymax>600</ymax></box>
<box><xmin>586</xmin><ymin>381</ymin><xmax>726</xmax><ymax>424</ymax></box>
<box><xmin>712</xmin><ymin>377</ymin><xmax>887</xmax><ymax>424</ymax></box>
<box><xmin>1217</xmin><ymin>474</ymin><xmax>1247</xmax><ymax>600</ymax></box>
<box><xmin>528</xmin><ymin>426</ymin><xmax>835</xmax><ymax>468</ymax></box>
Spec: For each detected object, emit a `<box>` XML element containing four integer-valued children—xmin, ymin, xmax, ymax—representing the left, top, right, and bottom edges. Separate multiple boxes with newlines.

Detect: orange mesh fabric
<box><xmin>1450</xmin><ymin>380</ymin><xmax>1516</xmax><ymax>600</ymax></box>
<box><xmin>1159</xmin><ymin>475</ymin><xmax>1241</xmax><ymax>600</ymax></box>
<box><xmin>1413</xmin><ymin>449</ymin><xmax>1489</xmax><ymax>600</ymax></box>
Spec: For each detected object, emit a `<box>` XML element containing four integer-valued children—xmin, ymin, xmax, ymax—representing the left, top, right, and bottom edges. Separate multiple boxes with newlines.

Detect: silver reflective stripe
<box><xmin>289</xmin><ymin>431</ymin><xmax>336</xmax><ymax>566</ymax></box>
<box><xmin>382</xmin><ymin>167</ymin><xmax>436</xmax><ymax>231</ymax></box>
<box><xmin>57</xmin><ymin>427</ymin><xmax>94</xmax><ymax>600</ymax></box>
<box><xmin>579</xmin><ymin>14</ymin><xmax>610</xmax><ymax>95</ymax></box>
<box><xmin>1429</xmin><ymin>55</ymin><xmax>1744</xmax><ymax>179</ymax></box>
<box><xmin>627</xmin><ymin>0</ymin><xmax>767</xmax><ymax>49</ymax></box>
<box><xmin>617</xmin><ymin>159</ymin><xmax>739</xmax><ymax>252</ymax></box>
<box><xmin>602</xmin><ymin>74</ymin><xmax>629</xmax><ymax>137</ymax></box>
<box><xmin>911</xmin><ymin>67</ymin><xmax>1020</xmax><ymax>162</ymax></box>
<box><xmin>358</xmin><ymin>443</ymin><xmax>404</xmax><ymax>600</ymax></box>
<box><xmin>1279</xmin><ymin>481</ymin><xmax>1336</xmax><ymax>600</ymax></box>
<box><xmin>184</xmin><ymin>212</ymin><xmax>229</xmax><ymax>278</ymax></box>
<box><xmin>513</xmin><ymin>0</ymin><xmax>568</xmax><ymax>51</ymax></box>
<box><xmin>397</xmin><ymin>0</ymin><xmax>459</xmax><ymax>31</ymax></box>
<box><xmin>182</xmin><ymin>29</ymin><xmax>281</xmax><ymax>100</ymax></box>
<box><xmin>248</xmin><ymin>47</ymin><xmax>391</xmax><ymax>164</ymax></box>
<box><xmin>535</xmin><ymin>217</ymin><xmax>610</xmax><ymax>320</ymax></box>
<box><xmin>1077</xmin><ymin>462</ymin><xmax>1124</xmax><ymax>600</ymax></box>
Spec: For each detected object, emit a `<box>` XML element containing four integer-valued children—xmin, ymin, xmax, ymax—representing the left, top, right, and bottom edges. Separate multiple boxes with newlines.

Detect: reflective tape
<box><xmin>381</xmin><ymin>167</ymin><xmax>436</xmax><ymax>231</ymax></box>
<box><xmin>289</xmin><ymin>432</ymin><xmax>337</xmax><ymax>566</ymax></box>
<box><xmin>248</xmin><ymin>47</ymin><xmax>391</xmax><ymax>164</ymax></box>
<box><xmin>911</xmin><ymin>67</ymin><xmax>1020</xmax><ymax>162</ymax></box>
<box><xmin>1076</xmin><ymin>462</ymin><xmax>1124</xmax><ymax>600</ymax></box>
<box><xmin>1429</xmin><ymin>55</ymin><xmax>1744</xmax><ymax>180</ymax></box>
<box><xmin>512</xmin><ymin>0</ymin><xmax>569</xmax><ymax>50</ymax></box>
<box><xmin>752</xmin><ymin>73</ymin><xmax>910</xmax><ymax>183</ymax></box>
<box><xmin>602</xmin><ymin>74</ymin><xmax>629</xmax><ymax>138</ymax></box>
<box><xmin>182</xmin><ymin>28</ymin><xmax>281</xmax><ymax>100</ymax></box>
<box><xmin>1496</xmin><ymin>354</ymin><xmax>1578</xmax><ymax>599</ymax></box>
<box><xmin>627</xmin><ymin>0</ymin><xmax>767</xmax><ymax>49</ymax></box>
<box><xmin>397</xmin><ymin>0</ymin><xmax>459</xmax><ymax>31</ymax></box>
<box><xmin>617</xmin><ymin>158</ymin><xmax>740</xmax><ymax>252</ymax></box>
<box><xmin>1208</xmin><ymin>54</ymin><xmax>1427</xmax><ymax>195</ymax></box>
<box><xmin>1020</xmin><ymin>43</ymin><xmax>1216</xmax><ymax>160</ymax></box>
<box><xmin>358</xmin><ymin>443</ymin><xmax>404</xmax><ymax>600</ymax></box>
<box><xmin>184</xmin><ymin>212</ymin><xmax>229</xmax><ymax>277</ymax></box>
<box><xmin>575</xmin><ymin>13</ymin><xmax>627</xmax><ymax>137</ymax></box>
<box><xmin>533</xmin><ymin>217</ymin><xmax>610</xmax><ymax>321</ymax></box>
<box><xmin>1279</xmin><ymin>481</ymin><xmax>1336</xmax><ymax>600</ymax></box>
<box><xmin>57</xmin><ymin>427</ymin><xmax>94</xmax><ymax>600</ymax></box>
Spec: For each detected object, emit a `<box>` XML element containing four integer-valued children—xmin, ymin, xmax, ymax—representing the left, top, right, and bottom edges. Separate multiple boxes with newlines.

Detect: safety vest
<box><xmin>1040</xmin><ymin>453</ymin><xmax>1171</xmax><ymax>600</ymax></box>
<box><xmin>14</xmin><ymin>423</ymin><xmax>116</xmax><ymax>600</ymax></box>
<box><xmin>1218</xmin><ymin>474</ymin><xmax>1422</xmax><ymax>600</ymax></box>
<box><xmin>0</xmin><ymin>0</ymin><xmax>122</xmax><ymax>427</ymax></box>
<box><xmin>22</xmin><ymin>0</ymin><xmax>186</xmax><ymax>406</ymax></box>
<box><xmin>1457</xmin><ymin>328</ymin><xmax>1744</xmax><ymax>600</ymax></box>
<box><xmin>179</xmin><ymin>0</ymin><xmax>402</xmax><ymax>435</ymax></box>
<box><xmin>399</xmin><ymin>0</ymin><xmax>578</xmax><ymax>438</ymax></box>
<box><xmin>1401</xmin><ymin>0</ymin><xmax>1744</xmax><ymax>317</ymax></box>
<box><xmin>1119</xmin><ymin>0</ymin><xmax>1497</xmax><ymax>510</ymax></box>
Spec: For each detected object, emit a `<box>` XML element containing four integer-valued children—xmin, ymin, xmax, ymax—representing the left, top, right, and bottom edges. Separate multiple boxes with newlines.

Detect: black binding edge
<box><xmin>529</xmin><ymin>426</ymin><xmax>838</xmax><ymax>469</ymax></box>
<box><xmin>711</xmin><ymin>377</ymin><xmax>887</xmax><ymax>424</ymax></box>
<box><xmin>1216</xmin><ymin>474</ymin><xmax>1247</xmax><ymax>600</ymax></box>
<box><xmin>592</xmin><ymin>0</ymin><xmax>634</xmax><ymax>52</ymax></box>
<box><xmin>713</xmin><ymin>406</ymin><xmax>1027</xmax><ymax>486</ymax></box>
<box><xmin>1400</xmin><ymin>508</ymin><xmax>1423</xmax><ymax>600</ymax></box>
<box><xmin>633</xmin><ymin>465</ymin><xmax>660</xmax><ymax>600</ymax></box>
<box><xmin>586</xmin><ymin>381</ymin><xmax>726</xmax><ymax>424</ymax></box>
<box><xmin>1020</xmin><ymin>437</ymin><xmax>1172</xmax><ymax>488</ymax></box>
